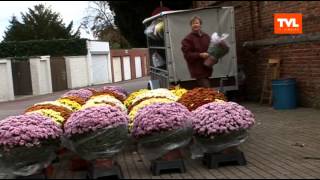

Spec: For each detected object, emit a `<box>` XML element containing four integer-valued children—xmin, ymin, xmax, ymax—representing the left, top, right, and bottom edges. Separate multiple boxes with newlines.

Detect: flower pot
<box><xmin>69</xmin><ymin>156</ymin><xmax>89</xmax><ymax>171</ymax></box>
<box><xmin>94</xmin><ymin>159</ymin><xmax>114</xmax><ymax>169</ymax></box>
<box><xmin>57</xmin><ymin>147</ymin><xmax>68</xmax><ymax>155</ymax></box>
<box><xmin>44</xmin><ymin>165</ymin><xmax>54</xmax><ymax>177</ymax></box>
<box><xmin>160</xmin><ymin>149</ymin><xmax>183</xmax><ymax>161</ymax></box>
<box><xmin>220</xmin><ymin>146</ymin><xmax>238</xmax><ymax>154</ymax></box>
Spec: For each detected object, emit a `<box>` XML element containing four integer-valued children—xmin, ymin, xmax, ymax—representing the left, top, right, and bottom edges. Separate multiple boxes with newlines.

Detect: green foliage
<box><xmin>3</xmin><ymin>4</ymin><xmax>80</xmax><ymax>42</ymax></box>
<box><xmin>0</xmin><ymin>39</ymin><xmax>87</xmax><ymax>58</ymax></box>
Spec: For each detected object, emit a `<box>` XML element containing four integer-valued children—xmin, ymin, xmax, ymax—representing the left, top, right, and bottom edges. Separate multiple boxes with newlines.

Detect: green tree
<box><xmin>3</xmin><ymin>4</ymin><xmax>80</xmax><ymax>42</ymax></box>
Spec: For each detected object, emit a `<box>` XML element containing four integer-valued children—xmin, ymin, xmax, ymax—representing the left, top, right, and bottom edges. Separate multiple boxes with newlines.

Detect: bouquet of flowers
<box><xmin>62</xmin><ymin>89</ymin><xmax>93</xmax><ymax>101</ymax></box>
<box><xmin>0</xmin><ymin>114</ymin><xmax>62</xmax><ymax>178</ymax></box>
<box><xmin>131</xmin><ymin>102</ymin><xmax>193</xmax><ymax>161</ymax></box>
<box><xmin>191</xmin><ymin>102</ymin><xmax>255</xmax><ymax>158</ymax></box>
<box><xmin>207</xmin><ymin>32</ymin><xmax>230</xmax><ymax>61</ymax></box>
<box><xmin>63</xmin><ymin>106</ymin><xmax>129</xmax><ymax>161</ymax></box>
<box><xmin>178</xmin><ymin>88</ymin><xmax>227</xmax><ymax>111</ymax></box>
<box><xmin>154</xmin><ymin>20</ymin><xmax>164</xmax><ymax>39</ymax></box>
<box><xmin>144</xmin><ymin>19</ymin><xmax>164</xmax><ymax>40</ymax></box>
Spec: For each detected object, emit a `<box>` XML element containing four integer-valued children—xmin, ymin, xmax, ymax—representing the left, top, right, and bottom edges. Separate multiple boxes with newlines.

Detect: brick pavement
<box><xmin>1</xmin><ymin>77</ymin><xmax>319</xmax><ymax>179</ymax></box>
<box><xmin>49</xmin><ymin>103</ymin><xmax>320</xmax><ymax>179</ymax></box>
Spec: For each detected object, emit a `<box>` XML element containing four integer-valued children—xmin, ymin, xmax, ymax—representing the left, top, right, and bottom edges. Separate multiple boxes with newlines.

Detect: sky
<box><xmin>0</xmin><ymin>1</ymin><xmax>96</xmax><ymax>41</ymax></box>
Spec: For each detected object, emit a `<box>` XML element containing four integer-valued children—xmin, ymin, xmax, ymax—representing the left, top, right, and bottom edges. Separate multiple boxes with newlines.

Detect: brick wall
<box><xmin>195</xmin><ymin>1</ymin><xmax>320</xmax><ymax>108</ymax></box>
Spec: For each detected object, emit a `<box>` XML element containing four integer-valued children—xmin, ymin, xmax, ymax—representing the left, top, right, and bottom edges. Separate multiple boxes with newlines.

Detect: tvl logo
<box><xmin>277</xmin><ymin>18</ymin><xmax>299</xmax><ymax>28</ymax></box>
<box><xmin>274</xmin><ymin>13</ymin><xmax>302</xmax><ymax>34</ymax></box>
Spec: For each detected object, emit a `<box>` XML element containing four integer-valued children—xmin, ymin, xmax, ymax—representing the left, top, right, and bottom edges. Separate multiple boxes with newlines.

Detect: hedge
<box><xmin>0</xmin><ymin>39</ymin><xmax>88</xmax><ymax>58</ymax></box>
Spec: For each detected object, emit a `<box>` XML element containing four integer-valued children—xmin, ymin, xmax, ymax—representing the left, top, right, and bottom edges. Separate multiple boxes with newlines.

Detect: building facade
<box><xmin>195</xmin><ymin>1</ymin><xmax>320</xmax><ymax>108</ymax></box>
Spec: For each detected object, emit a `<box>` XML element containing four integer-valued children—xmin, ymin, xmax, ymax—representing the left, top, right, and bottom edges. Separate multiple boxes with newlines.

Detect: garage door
<box><xmin>92</xmin><ymin>54</ymin><xmax>108</xmax><ymax>85</ymax></box>
<box><xmin>135</xmin><ymin>56</ymin><xmax>142</xmax><ymax>78</ymax></box>
<box><xmin>112</xmin><ymin>57</ymin><xmax>122</xmax><ymax>82</ymax></box>
<box><xmin>123</xmin><ymin>56</ymin><xmax>131</xmax><ymax>80</ymax></box>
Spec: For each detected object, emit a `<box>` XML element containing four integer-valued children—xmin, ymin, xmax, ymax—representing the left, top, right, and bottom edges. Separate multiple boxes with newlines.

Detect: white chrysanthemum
<box><xmin>35</xmin><ymin>101</ymin><xmax>73</xmax><ymax>111</ymax></box>
<box><xmin>81</xmin><ymin>102</ymin><xmax>115</xmax><ymax>110</ymax></box>
<box><xmin>131</xmin><ymin>88</ymin><xmax>178</xmax><ymax>105</ymax></box>
<box><xmin>82</xmin><ymin>95</ymin><xmax>127</xmax><ymax>113</ymax></box>
<box><xmin>214</xmin><ymin>99</ymin><xmax>226</xmax><ymax>103</ymax></box>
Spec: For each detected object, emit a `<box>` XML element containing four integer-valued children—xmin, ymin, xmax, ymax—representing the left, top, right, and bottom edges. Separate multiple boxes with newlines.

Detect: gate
<box><xmin>11</xmin><ymin>58</ymin><xmax>32</xmax><ymax>95</ymax></box>
<box><xmin>50</xmin><ymin>56</ymin><xmax>68</xmax><ymax>91</ymax></box>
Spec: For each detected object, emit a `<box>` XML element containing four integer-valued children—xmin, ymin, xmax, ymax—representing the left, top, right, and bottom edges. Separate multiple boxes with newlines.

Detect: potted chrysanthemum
<box><xmin>63</xmin><ymin>105</ymin><xmax>129</xmax><ymax>176</ymax></box>
<box><xmin>191</xmin><ymin>101</ymin><xmax>255</xmax><ymax>162</ymax></box>
<box><xmin>131</xmin><ymin>102</ymin><xmax>193</xmax><ymax>162</ymax></box>
<box><xmin>0</xmin><ymin>114</ymin><xmax>62</xmax><ymax>178</ymax></box>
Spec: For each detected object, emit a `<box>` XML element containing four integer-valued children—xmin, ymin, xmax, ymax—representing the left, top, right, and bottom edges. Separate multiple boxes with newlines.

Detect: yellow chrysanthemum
<box><xmin>170</xmin><ymin>88</ymin><xmax>188</xmax><ymax>98</ymax></box>
<box><xmin>26</xmin><ymin>109</ymin><xmax>64</xmax><ymax>125</ymax></box>
<box><xmin>35</xmin><ymin>101</ymin><xmax>73</xmax><ymax>111</ymax></box>
<box><xmin>81</xmin><ymin>102</ymin><xmax>114</xmax><ymax>109</ymax></box>
<box><xmin>128</xmin><ymin>97</ymin><xmax>174</xmax><ymax>130</ymax></box>
<box><xmin>124</xmin><ymin>89</ymin><xmax>149</xmax><ymax>108</ymax></box>
<box><xmin>57</xmin><ymin>99</ymin><xmax>82</xmax><ymax>111</ymax></box>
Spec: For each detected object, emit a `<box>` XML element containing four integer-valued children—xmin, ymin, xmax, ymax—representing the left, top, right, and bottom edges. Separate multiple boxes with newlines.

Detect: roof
<box><xmin>142</xmin><ymin>6</ymin><xmax>232</xmax><ymax>24</ymax></box>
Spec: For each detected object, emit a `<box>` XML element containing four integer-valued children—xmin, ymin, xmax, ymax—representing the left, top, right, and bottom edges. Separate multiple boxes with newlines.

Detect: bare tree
<box><xmin>81</xmin><ymin>1</ymin><xmax>130</xmax><ymax>48</ymax></box>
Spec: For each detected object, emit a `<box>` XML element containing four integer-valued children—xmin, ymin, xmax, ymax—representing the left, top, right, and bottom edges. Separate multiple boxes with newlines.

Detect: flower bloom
<box><xmin>130</xmin><ymin>88</ymin><xmax>178</xmax><ymax>108</ymax></box>
<box><xmin>178</xmin><ymin>88</ymin><xmax>227</xmax><ymax>111</ymax></box>
<box><xmin>128</xmin><ymin>97</ymin><xmax>174</xmax><ymax>129</ymax></box>
<box><xmin>26</xmin><ymin>109</ymin><xmax>65</xmax><ymax>126</ymax></box>
<box><xmin>192</xmin><ymin>102</ymin><xmax>255</xmax><ymax>137</ymax></box>
<box><xmin>25</xmin><ymin>104</ymin><xmax>72</xmax><ymax>122</ymax></box>
<box><xmin>64</xmin><ymin>105</ymin><xmax>129</xmax><ymax>137</ymax></box>
<box><xmin>101</xmin><ymin>86</ymin><xmax>129</xmax><ymax>96</ymax></box>
<box><xmin>57</xmin><ymin>99</ymin><xmax>82</xmax><ymax>111</ymax></box>
<box><xmin>131</xmin><ymin>102</ymin><xmax>193</xmax><ymax>138</ymax></box>
<box><xmin>35</xmin><ymin>101</ymin><xmax>73</xmax><ymax>111</ymax></box>
<box><xmin>60</xmin><ymin>96</ymin><xmax>86</xmax><ymax>105</ymax></box>
<box><xmin>92</xmin><ymin>90</ymin><xmax>126</xmax><ymax>102</ymax></box>
<box><xmin>169</xmin><ymin>86</ymin><xmax>188</xmax><ymax>98</ymax></box>
<box><xmin>82</xmin><ymin>95</ymin><xmax>127</xmax><ymax>113</ymax></box>
<box><xmin>0</xmin><ymin>114</ymin><xmax>62</xmax><ymax>151</ymax></box>
<box><xmin>62</xmin><ymin>89</ymin><xmax>93</xmax><ymax>101</ymax></box>
<box><xmin>124</xmin><ymin>89</ymin><xmax>149</xmax><ymax>108</ymax></box>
